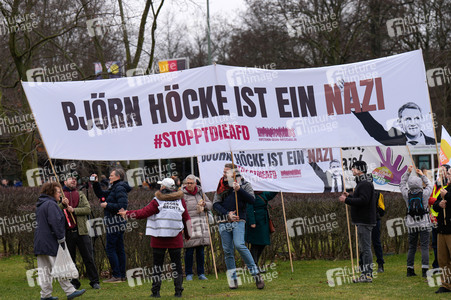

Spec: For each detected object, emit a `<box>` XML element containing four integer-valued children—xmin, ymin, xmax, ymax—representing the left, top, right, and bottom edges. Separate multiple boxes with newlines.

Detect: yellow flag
<box><xmin>440</xmin><ymin>126</ymin><xmax>451</xmax><ymax>165</ymax></box>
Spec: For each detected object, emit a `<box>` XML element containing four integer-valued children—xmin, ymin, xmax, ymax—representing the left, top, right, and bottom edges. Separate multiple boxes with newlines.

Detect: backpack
<box><xmin>375</xmin><ymin>192</ymin><xmax>385</xmax><ymax>217</ymax></box>
<box><xmin>407</xmin><ymin>191</ymin><xmax>426</xmax><ymax>217</ymax></box>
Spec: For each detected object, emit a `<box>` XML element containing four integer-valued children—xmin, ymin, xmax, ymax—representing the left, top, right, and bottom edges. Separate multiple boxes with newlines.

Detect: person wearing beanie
<box><xmin>399</xmin><ymin>166</ymin><xmax>433</xmax><ymax>278</ymax></box>
<box><xmin>339</xmin><ymin>160</ymin><xmax>376</xmax><ymax>283</ymax></box>
<box><xmin>118</xmin><ymin>178</ymin><xmax>191</xmax><ymax>298</ymax></box>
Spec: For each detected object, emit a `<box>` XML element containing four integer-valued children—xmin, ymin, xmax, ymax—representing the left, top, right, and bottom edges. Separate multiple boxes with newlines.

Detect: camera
<box><xmin>90</xmin><ymin>175</ymin><xmax>96</xmax><ymax>181</ymax></box>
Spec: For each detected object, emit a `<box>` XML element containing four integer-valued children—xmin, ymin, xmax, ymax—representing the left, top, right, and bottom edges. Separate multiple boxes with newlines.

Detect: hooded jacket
<box><xmin>344</xmin><ymin>173</ymin><xmax>376</xmax><ymax>226</ymax></box>
<box><xmin>399</xmin><ymin>171</ymin><xmax>433</xmax><ymax>229</ymax></box>
<box><xmin>34</xmin><ymin>194</ymin><xmax>66</xmax><ymax>256</ymax></box>
<box><xmin>93</xmin><ymin>180</ymin><xmax>131</xmax><ymax>227</ymax></box>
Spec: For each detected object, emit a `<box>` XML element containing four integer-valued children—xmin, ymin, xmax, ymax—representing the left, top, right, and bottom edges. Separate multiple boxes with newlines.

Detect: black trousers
<box><xmin>151</xmin><ymin>248</ymin><xmax>183</xmax><ymax>294</ymax></box>
<box><xmin>66</xmin><ymin>229</ymin><xmax>100</xmax><ymax>286</ymax></box>
<box><xmin>250</xmin><ymin>244</ymin><xmax>266</xmax><ymax>266</ymax></box>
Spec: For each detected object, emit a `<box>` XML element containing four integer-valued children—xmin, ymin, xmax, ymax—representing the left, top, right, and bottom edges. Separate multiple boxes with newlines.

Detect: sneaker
<box><xmin>150</xmin><ymin>291</ymin><xmax>161</xmax><ymax>298</ymax></box>
<box><xmin>186</xmin><ymin>274</ymin><xmax>193</xmax><ymax>281</ymax></box>
<box><xmin>228</xmin><ymin>279</ymin><xmax>238</xmax><ymax>289</ymax></box>
<box><xmin>407</xmin><ymin>268</ymin><xmax>416</xmax><ymax>277</ymax></box>
<box><xmin>174</xmin><ymin>288</ymin><xmax>184</xmax><ymax>298</ymax></box>
<box><xmin>121</xmin><ymin>277</ymin><xmax>126</xmax><ymax>282</ymax></box>
<box><xmin>67</xmin><ymin>289</ymin><xmax>86</xmax><ymax>299</ymax></box>
<box><xmin>422</xmin><ymin>268</ymin><xmax>428</xmax><ymax>278</ymax></box>
<box><xmin>91</xmin><ymin>283</ymin><xmax>101</xmax><ymax>289</ymax></box>
<box><xmin>198</xmin><ymin>274</ymin><xmax>208</xmax><ymax>280</ymax></box>
<box><xmin>41</xmin><ymin>297</ymin><xmax>58</xmax><ymax>300</ymax></box>
<box><xmin>254</xmin><ymin>274</ymin><xmax>265</xmax><ymax>289</ymax></box>
<box><xmin>103</xmin><ymin>277</ymin><xmax>122</xmax><ymax>283</ymax></box>
<box><xmin>435</xmin><ymin>287</ymin><xmax>451</xmax><ymax>294</ymax></box>
<box><xmin>377</xmin><ymin>264</ymin><xmax>384</xmax><ymax>273</ymax></box>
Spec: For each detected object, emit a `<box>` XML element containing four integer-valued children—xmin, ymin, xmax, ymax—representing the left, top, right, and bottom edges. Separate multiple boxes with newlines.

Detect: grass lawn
<box><xmin>0</xmin><ymin>252</ymin><xmax>448</xmax><ymax>299</ymax></box>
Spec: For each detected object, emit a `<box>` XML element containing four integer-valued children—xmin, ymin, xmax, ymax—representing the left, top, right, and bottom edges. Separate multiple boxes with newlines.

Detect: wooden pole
<box><xmin>230</xmin><ymin>151</ymin><xmax>239</xmax><ymax>219</ymax></box>
<box><xmin>196</xmin><ymin>156</ymin><xmax>218</xmax><ymax>279</ymax></box>
<box><xmin>340</xmin><ymin>148</ymin><xmax>355</xmax><ymax>280</ymax></box>
<box><xmin>426</xmin><ymin>89</ymin><xmax>447</xmax><ymax>224</ymax></box>
<box><xmin>202</xmin><ymin>194</ymin><xmax>218</xmax><ymax>279</ymax></box>
<box><xmin>281</xmin><ymin>192</ymin><xmax>294</xmax><ymax>272</ymax></box>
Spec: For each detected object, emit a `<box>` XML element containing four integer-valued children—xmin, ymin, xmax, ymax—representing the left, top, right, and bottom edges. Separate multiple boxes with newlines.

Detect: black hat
<box><xmin>351</xmin><ymin>160</ymin><xmax>368</xmax><ymax>173</ymax></box>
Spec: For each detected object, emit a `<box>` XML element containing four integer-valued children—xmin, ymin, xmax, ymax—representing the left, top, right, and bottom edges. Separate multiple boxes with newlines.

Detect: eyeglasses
<box><xmin>186</xmin><ymin>182</ymin><xmax>195</xmax><ymax>185</ymax></box>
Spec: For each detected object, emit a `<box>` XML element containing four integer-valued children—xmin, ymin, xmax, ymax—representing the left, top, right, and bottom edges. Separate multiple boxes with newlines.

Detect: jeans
<box><xmin>219</xmin><ymin>221</ymin><xmax>258</xmax><ymax>280</ymax></box>
<box><xmin>66</xmin><ymin>229</ymin><xmax>100</xmax><ymax>287</ymax></box>
<box><xmin>185</xmin><ymin>246</ymin><xmax>205</xmax><ymax>276</ymax></box>
<box><xmin>371</xmin><ymin>220</ymin><xmax>385</xmax><ymax>266</ymax></box>
<box><xmin>432</xmin><ymin>226</ymin><xmax>439</xmax><ymax>269</ymax></box>
<box><xmin>105</xmin><ymin>230</ymin><xmax>126</xmax><ymax>278</ymax></box>
<box><xmin>407</xmin><ymin>227</ymin><xmax>430</xmax><ymax>269</ymax></box>
<box><xmin>358</xmin><ymin>224</ymin><xmax>374</xmax><ymax>277</ymax></box>
<box><xmin>152</xmin><ymin>248</ymin><xmax>183</xmax><ymax>294</ymax></box>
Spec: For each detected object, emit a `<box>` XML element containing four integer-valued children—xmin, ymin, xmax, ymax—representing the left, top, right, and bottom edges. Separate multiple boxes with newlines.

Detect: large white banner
<box><xmin>198</xmin><ymin>148</ymin><xmax>343</xmax><ymax>193</ymax></box>
<box><xmin>198</xmin><ymin>146</ymin><xmax>412</xmax><ymax>193</ymax></box>
<box><xmin>22</xmin><ymin>50</ymin><xmax>434</xmax><ymax>160</ymax></box>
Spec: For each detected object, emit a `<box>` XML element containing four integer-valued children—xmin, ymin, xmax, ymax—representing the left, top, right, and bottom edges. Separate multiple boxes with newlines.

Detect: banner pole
<box><xmin>280</xmin><ymin>192</ymin><xmax>294</xmax><ymax>272</ymax></box>
<box><xmin>196</xmin><ymin>156</ymin><xmax>218</xmax><ymax>279</ymax></box>
<box><xmin>426</xmin><ymin>89</ymin><xmax>446</xmax><ymax>223</ymax></box>
<box><xmin>203</xmin><ymin>194</ymin><xmax>218</xmax><ymax>279</ymax></box>
<box><xmin>340</xmin><ymin>148</ymin><xmax>355</xmax><ymax>281</ymax></box>
<box><xmin>230</xmin><ymin>151</ymin><xmax>239</xmax><ymax>219</ymax></box>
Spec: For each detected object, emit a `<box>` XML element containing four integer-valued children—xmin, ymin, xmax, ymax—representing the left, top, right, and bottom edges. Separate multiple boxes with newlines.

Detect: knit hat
<box><xmin>351</xmin><ymin>160</ymin><xmax>368</xmax><ymax>173</ymax></box>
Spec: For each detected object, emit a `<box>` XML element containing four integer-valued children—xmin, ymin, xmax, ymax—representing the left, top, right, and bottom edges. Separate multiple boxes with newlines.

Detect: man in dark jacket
<box><xmin>92</xmin><ymin>169</ymin><xmax>131</xmax><ymax>283</ymax></box>
<box><xmin>432</xmin><ymin>168</ymin><xmax>451</xmax><ymax>293</ymax></box>
<box><xmin>61</xmin><ymin>176</ymin><xmax>100</xmax><ymax>290</ymax></box>
<box><xmin>213</xmin><ymin>163</ymin><xmax>264</xmax><ymax>290</ymax></box>
<box><xmin>339</xmin><ymin>160</ymin><xmax>376</xmax><ymax>282</ymax></box>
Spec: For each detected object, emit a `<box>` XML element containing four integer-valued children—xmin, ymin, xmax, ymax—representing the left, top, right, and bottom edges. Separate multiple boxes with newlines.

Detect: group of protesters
<box><xmin>33</xmin><ymin>164</ymin><xmax>277</xmax><ymax>299</ymax></box>
<box><xmin>338</xmin><ymin>160</ymin><xmax>451</xmax><ymax>294</ymax></box>
<box><xmin>32</xmin><ymin>158</ymin><xmax>451</xmax><ymax>299</ymax></box>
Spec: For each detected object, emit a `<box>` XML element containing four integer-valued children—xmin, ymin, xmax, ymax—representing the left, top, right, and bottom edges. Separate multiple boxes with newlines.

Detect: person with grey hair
<box><xmin>91</xmin><ymin>169</ymin><xmax>131</xmax><ymax>283</ymax></box>
<box><xmin>400</xmin><ymin>165</ymin><xmax>433</xmax><ymax>277</ymax></box>
<box><xmin>182</xmin><ymin>174</ymin><xmax>212</xmax><ymax>281</ymax></box>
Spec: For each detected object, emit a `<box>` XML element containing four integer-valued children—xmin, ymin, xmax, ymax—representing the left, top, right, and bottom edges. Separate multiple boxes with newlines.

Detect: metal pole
<box><xmin>207</xmin><ymin>0</ymin><xmax>212</xmax><ymax>65</ymax></box>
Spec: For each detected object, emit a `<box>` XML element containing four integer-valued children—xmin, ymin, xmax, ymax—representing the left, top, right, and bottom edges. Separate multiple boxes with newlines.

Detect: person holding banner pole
<box><xmin>182</xmin><ymin>174</ymin><xmax>212</xmax><ymax>281</ymax></box>
<box><xmin>339</xmin><ymin>160</ymin><xmax>376</xmax><ymax>283</ymax></box>
<box><xmin>432</xmin><ymin>168</ymin><xmax>451</xmax><ymax>293</ymax></box>
<box><xmin>400</xmin><ymin>166</ymin><xmax>433</xmax><ymax>277</ymax></box>
<box><xmin>429</xmin><ymin>165</ymin><xmax>450</xmax><ymax>269</ymax></box>
<box><xmin>213</xmin><ymin>164</ymin><xmax>264</xmax><ymax>290</ymax></box>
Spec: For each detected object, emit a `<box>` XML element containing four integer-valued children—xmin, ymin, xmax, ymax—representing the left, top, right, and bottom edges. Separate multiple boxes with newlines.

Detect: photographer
<box><xmin>91</xmin><ymin>169</ymin><xmax>130</xmax><ymax>283</ymax></box>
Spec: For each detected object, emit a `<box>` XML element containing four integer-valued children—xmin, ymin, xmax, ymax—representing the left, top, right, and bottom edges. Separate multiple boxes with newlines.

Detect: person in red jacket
<box><xmin>118</xmin><ymin>178</ymin><xmax>191</xmax><ymax>298</ymax></box>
